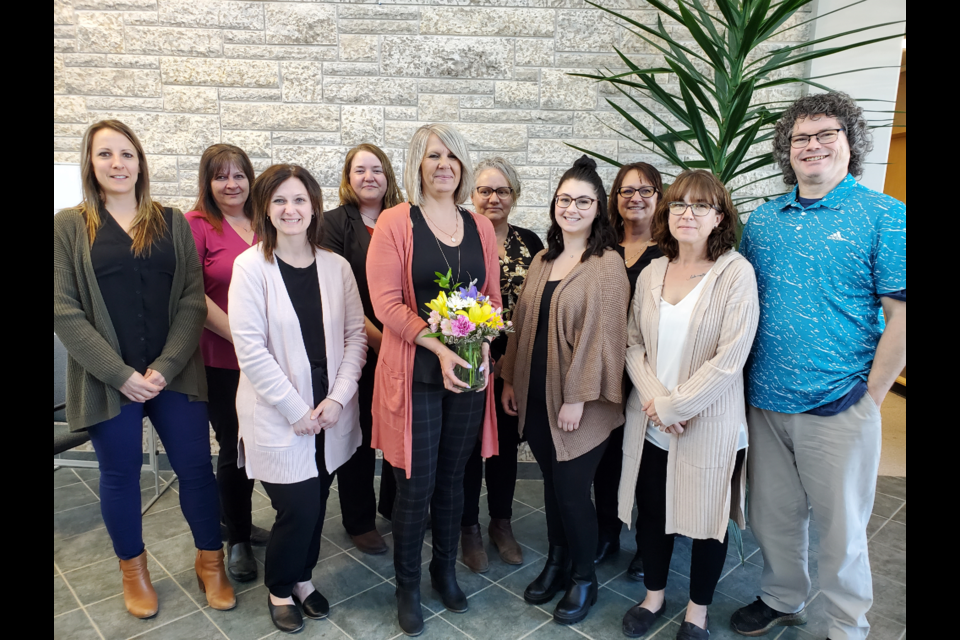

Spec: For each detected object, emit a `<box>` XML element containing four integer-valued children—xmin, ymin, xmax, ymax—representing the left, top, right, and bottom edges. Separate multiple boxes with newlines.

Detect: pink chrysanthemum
<box><xmin>450</xmin><ymin>314</ymin><xmax>476</xmax><ymax>338</ymax></box>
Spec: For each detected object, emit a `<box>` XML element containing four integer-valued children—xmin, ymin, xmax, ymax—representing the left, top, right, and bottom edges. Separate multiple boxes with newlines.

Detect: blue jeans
<box><xmin>87</xmin><ymin>390</ymin><xmax>221</xmax><ymax>560</ymax></box>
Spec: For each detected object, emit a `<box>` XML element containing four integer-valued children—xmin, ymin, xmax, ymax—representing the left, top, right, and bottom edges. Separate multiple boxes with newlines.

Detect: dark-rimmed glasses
<box><xmin>475</xmin><ymin>186</ymin><xmax>514</xmax><ymax>199</ymax></box>
<box><xmin>555</xmin><ymin>195</ymin><xmax>596</xmax><ymax>210</ymax></box>
<box><xmin>790</xmin><ymin>128</ymin><xmax>845</xmax><ymax>148</ymax></box>
<box><xmin>668</xmin><ymin>202</ymin><xmax>719</xmax><ymax>217</ymax></box>
<box><xmin>617</xmin><ymin>186</ymin><xmax>658</xmax><ymax>199</ymax></box>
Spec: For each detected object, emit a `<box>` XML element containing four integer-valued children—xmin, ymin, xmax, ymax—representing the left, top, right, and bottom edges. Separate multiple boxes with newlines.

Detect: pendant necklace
<box><xmin>422</xmin><ymin>207</ymin><xmax>460</xmax><ymax>243</ymax></box>
<box><xmin>624</xmin><ymin>240</ymin><xmax>652</xmax><ymax>266</ymax></box>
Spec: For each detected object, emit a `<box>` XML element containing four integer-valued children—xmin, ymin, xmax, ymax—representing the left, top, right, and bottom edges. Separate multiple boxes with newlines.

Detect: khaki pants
<box><xmin>747</xmin><ymin>393</ymin><xmax>882</xmax><ymax>640</ymax></box>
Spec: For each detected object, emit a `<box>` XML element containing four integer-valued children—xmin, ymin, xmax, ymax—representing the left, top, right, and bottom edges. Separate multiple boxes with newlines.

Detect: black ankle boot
<box><xmin>553</xmin><ymin>571</ymin><xmax>598</xmax><ymax>625</ymax></box>
<box><xmin>429</xmin><ymin>562</ymin><xmax>468</xmax><ymax>613</ymax></box>
<box><xmin>395</xmin><ymin>584</ymin><xmax>424</xmax><ymax>637</ymax></box>
<box><xmin>524</xmin><ymin>545</ymin><xmax>570</xmax><ymax>604</ymax></box>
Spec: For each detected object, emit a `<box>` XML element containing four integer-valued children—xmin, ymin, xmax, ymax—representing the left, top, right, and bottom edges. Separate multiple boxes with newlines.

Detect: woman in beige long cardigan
<box><xmin>617</xmin><ymin>170</ymin><xmax>759</xmax><ymax>640</ymax></box>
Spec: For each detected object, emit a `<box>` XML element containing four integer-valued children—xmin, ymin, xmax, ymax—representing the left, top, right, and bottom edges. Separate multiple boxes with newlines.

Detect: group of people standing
<box><xmin>53</xmin><ymin>90</ymin><xmax>905</xmax><ymax>640</ymax></box>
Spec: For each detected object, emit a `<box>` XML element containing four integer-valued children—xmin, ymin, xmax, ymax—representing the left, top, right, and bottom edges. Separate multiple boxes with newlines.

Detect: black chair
<box><xmin>54</xmin><ymin>334</ymin><xmax>174</xmax><ymax>514</ymax></box>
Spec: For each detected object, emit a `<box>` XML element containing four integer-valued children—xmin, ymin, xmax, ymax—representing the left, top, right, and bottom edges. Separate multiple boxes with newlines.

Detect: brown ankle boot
<box><xmin>119</xmin><ymin>551</ymin><xmax>158</xmax><ymax>619</ymax></box>
<box><xmin>195</xmin><ymin>548</ymin><xmax>237</xmax><ymax>610</ymax></box>
<box><xmin>460</xmin><ymin>524</ymin><xmax>489</xmax><ymax>573</ymax></box>
<box><xmin>488</xmin><ymin>518</ymin><xmax>524</xmax><ymax>565</ymax></box>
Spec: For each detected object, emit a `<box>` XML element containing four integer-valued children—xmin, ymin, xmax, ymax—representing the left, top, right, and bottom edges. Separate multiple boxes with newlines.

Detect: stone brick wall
<box><xmin>54</xmin><ymin>0</ymin><xmax>811</xmax><ymax>236</ymax></box>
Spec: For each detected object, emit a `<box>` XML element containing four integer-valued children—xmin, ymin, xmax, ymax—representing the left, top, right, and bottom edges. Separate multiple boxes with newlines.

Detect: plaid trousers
<box><xmin>392</xmin><ymin>381</ymin><xmax>485</xmax><ymax>588</ymax></box>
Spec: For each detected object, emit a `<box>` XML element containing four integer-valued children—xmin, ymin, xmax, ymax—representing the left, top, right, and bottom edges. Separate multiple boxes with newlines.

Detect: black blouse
<box><xmin>90</xmin><ymin>207</ymin><xmax>176</xmax><ymax>374</ymax></box>
<box><xmin>616</xmin><ymin>243</ymin><xmax>663</xmax><ymax>302</ymax></box>
<box><xmin>411</xmin><ymin>206</ymin><xmax>486</xmax><ymax>385</ymax></box>
<box><xmin>493</xmin><ymin>225</ymin><xmax>544</xmax><ymax>361</ymax></box>
<box><xmin>277</xmin><ymin>258</ymin><xmax>328</xmax><ymax>404</ymax></box>
<box><xmin>528</xmin><ymin>280</ymin><xmax>559</xmax><ymax>400</ymax></box>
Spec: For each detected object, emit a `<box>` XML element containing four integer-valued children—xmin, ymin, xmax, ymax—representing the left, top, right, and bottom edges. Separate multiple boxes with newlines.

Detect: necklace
<box><xmin>434</xmin><ymin>235</ymin><xmax>461</xmax><ymax>284</ymax></box>
<box><xmin>360</xmin><ymin>211</ymin><xmax>379</xmax><ymax>227</ymax></box>
<box><xmin>421</xmin><ymin>207</ymin><xmax>460</xmax><ymax>242</ymax></box>
<box><xmin>624</xmin><ymin>240</ymin><xmax>653</xmax><ymax>266</ymax></box>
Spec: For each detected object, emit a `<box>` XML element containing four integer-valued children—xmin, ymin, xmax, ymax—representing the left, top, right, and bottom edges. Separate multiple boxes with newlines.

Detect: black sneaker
<box><xmin>730</xmin><ymin>597</ymin><xmax>807</xmax><ymax>636</ymax></box>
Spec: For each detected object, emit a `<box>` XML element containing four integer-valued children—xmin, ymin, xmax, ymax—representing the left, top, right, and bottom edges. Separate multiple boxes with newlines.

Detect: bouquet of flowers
<box><xmin>423</xmin><ymin>269</ymin><xmax>512</xmax><ymax>391</ymax></box>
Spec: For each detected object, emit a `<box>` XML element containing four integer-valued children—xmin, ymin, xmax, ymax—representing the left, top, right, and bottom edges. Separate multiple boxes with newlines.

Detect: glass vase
<box><xmin>453</xmin><ymin>339</ymin><xmax>486</xmax><ymax>392</ymax></box>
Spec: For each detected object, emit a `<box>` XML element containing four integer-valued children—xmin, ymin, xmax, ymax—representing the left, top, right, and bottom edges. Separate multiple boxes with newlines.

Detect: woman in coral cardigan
<box><xmin>367</xmin><ymin>124</ymin><xmax>502</xmax><ymax>637</ymax></box>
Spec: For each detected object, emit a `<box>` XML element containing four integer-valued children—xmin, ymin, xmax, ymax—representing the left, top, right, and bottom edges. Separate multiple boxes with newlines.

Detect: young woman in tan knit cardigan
<box><xmin>501</xmin><ymin>156</ymin><xmax>629</xmax><ymax>626</ymax></box>
<box><xmin>617</xmin><ymin>170</ymin><xmax>759</xmax><ymax>640</ymax></box>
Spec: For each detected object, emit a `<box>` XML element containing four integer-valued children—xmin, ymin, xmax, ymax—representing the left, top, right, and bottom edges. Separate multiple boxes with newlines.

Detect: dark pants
<box><xmin>392</xmin><ymin>382</ymin><xmax>485</xmax><ymax>588</ymax></box>
<box><xmin>524</xmin><ymin>396</ymin><xmax>609</xmax><ymax>578</ymax></box>
<box><xmin>638</xmin><ymin>440</ymin><xmax>744</xmax><ymax>606</ymax></box>
<box><xmin>87</xmin><ymin>390</ymin><xmax>220</xmax><ymax>560</ymax></box>
<box><xmin>206</xmin><ymin>366</ymin><xmax>255</xmax><ymax>544</ymax></box>
<box><xmin>462</xmin><ymin>377</ymin><xmax>519</xmax><ymax>526</ymax></box>
<box><xmin>260</xmin><ymin>433</ymin><xmax>332</xmax><ymax>599</ymax></box>
<box><xmin>335</xmin><ymin>357</ymin><xmax>378</xmax><ymax>536</ymax></box>
<box><xmin>594</xmin><ymin>424</ymin><xmax>625</xmax><ymax>542</ymax></box>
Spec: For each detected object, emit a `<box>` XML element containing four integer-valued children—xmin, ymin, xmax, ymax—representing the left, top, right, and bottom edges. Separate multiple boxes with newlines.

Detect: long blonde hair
<box><xmin>79</xmin><ymin>120</ymin><xmax>165</xmax><ymax>255</ymax></box>
<box><xmin>403</xmin><ymin>124</ymin><xmax>474</xmax><ymax>206</ymax></box>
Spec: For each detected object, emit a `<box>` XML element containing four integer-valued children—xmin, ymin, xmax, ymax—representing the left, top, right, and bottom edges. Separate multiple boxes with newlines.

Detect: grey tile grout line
<box><xmin>328</xmin><ymin>576</ymin><xmax>391</xmax><ymax>608</ymax></box>
<box><xmin>516</xmin><ymin>618</ymin><xmax>554</xmax><ymax>640</ymax></box>
<box><xmin>77</xmin><ymin>469</ymin><xmax>102</xmax><ymax>501</ymax></box>
<box><xmin>867</xmin><ymin>502</ymin><xmax>902</xmax><ymax>545</ymax></box>
<box><xmin>55</xmin><ymin>561</ymin><xmax>107</xmax><ymax>640</ymax></box>
<box><xmin>433</xmin><ymin>611</ymin><xmax>482</xmax><ymax>640</ymax></box>
<box><xmin>141</xmin><ymin>548</ymin><xmax>231</xmax><ymax>640</ymax></box>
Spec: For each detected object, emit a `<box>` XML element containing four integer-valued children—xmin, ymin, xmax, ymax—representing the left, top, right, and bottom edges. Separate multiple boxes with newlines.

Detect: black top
<box><xmin>411</xmin><ymin>206</ymin><xmax>486</xmax><ymax>385</ymax></box>
<box><xmin>320</xmin><ymin>204</ymin><xmax>381</xmax><ymax>331</ymax></box>
<box><xmin>529</xmin><ymin>280</ymin><xmax>560</xmax><ymax>400</ymax></box>
<box><xmin>277</xmin><ymin>257</ymin><xmax>329</xmax><ymax>405</ymax></box>
<box><xmin>616</xmin><ymin>244</ymin><xmax>663</xmax><ymax>302</ymax></box>
<box><xmin>91</xmin><ymin>207</ymin><xmax>176</xmax><ymax>374</ymax></box>
<box><xmin>493</xmin><ymin>225</ymin><xmax>545</xmax><ymax>361</ymax></box>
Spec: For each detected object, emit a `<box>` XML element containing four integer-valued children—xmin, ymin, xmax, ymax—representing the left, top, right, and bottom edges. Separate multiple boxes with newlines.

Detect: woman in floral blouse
<box><xmin>460</xmin><ymin>157</ymin><xmax>544</xmax><ymax>573</ymax></box>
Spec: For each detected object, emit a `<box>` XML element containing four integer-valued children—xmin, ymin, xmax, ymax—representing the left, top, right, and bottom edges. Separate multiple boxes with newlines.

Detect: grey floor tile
<box><xmin>53</xmin><ymin>502</ymin><xmax>107</xmax><ymax>540</ymax></box>
<box><xmin>891</xmin><ymin>503</ymin><xmax>906</xmax><ymax>525</ymax></box>
<box><xmin>54</xmin><ymin>482</ymin><xmax>100</xmax><ymax>514</ymax></box>
<box><xmin>55</xmin><ymin>527</ymin><xmax>117</xmax><ymax>573</ymax></box>
<box><xmin>869</xmin><ymin>540</ymin><xmax>906</xmax><ymax>585</ymax></box>
<box><xmin>54</xmin><ymin>609</ymin><xmax>102</xmax><ymax>640</ymax></box>
<box><xmin>509</xmin><ymin>510</ymin><xmax>550</xmax><ymax>556</ymax></box>
<box><xmin>137</xmin><ymin>610</ymin><xmax>227</xmax><ymax>640</ymax></box>
<box><xmin>439</xmin><ymin>583</ymin><xmax>551</xmax><ymax>639</ymax></box>
<box><xmin>871</xmin><ymin>519</ymin><xmax>906</xmax><ymax>553</ymax></box>
<box><xmin>148</xmin><ymin>532</ymin><xmax>199</xmax><ymax>577</ymax></box>
<box><xmin>866</xmin><ymin>514</ymin><xmax>887</xmax><ymax>538</ymax></box>
<box><xmin>202</xmin><ymin>583</ymin><xmax>278</xmax><ymax>640</ymax></box>
<box><xmin>313</xmin><ymin>549</ymin><xmax>386</xmax><ymax>605</ymax></box>
<box><xmin>513</xmin><ymin>480</ymin><xmax>546</xmax><ymax>510</ymax></box>
<box><xmin>325</xmin><ymin>580</ymin><xmax>448</xmax><ymax>640</ymax></box>
<box><xmin>141</xmin><ymin>507</ymin><xmax>192</xmax><ymax>546</ymax></box>
<box><xmin>252</xmin><ymin>506</ymin><xmax>277</xmax><ymax>535</ymax></box>
<box><xmin>419</xmin><ymin>560</ymin><xmax>494</xmax><ymax>615</ymax></box>
<box><xmin>602</xmin><ymin>569</ymin><xmax>694</xmax><ymax>624</ymax></box>
<box><xmin>322</xmin><ymin>491</ymin><xmax>344</xmax><ymax>521</ymax></box>
<box><xmin>729</xmin><ymin>525</ymin><xmax>761</xmax><ymax>561</ymax></box>
<box><xmin>573</xmin><ymin>585</ymin><xmax>639</xmax><ymax>639</ymax></box>
<box><xmin>497</xmin><ymin>560</ymin><xmax>563</xmax><ymax>606</ymax></box>
<box><xmin>872</xmin><ymin>492</ymin><xmax>906</xmax><ymax>519</ymax></box>
<box><xmin>54</xmin><ymin>468</ymin><xmax>84</xmax><ymax>489</ymax></box>
<box><xmin>865</xmin><ymin>611</ymin><xmax>907</xmax><ymax>640</ymax></box>
<box><xmin>676</xmin><ymin>591</ymin><xmax>754</xmax><ymax>640</ymax></box>
<box><xmin>715</xmin><ymin>558</ymin><xmax>763</xmax><ymax>604</ymax></box>
<box><xmin>596</xmin><ymin>546</ymin><xmax>633</xmax><ymax>584</ymax></box>
<box><xmin>141</xmin><ymin>481</ymin><xmax>182</xmax><ymax>512</ymax></box>
<box><xmin>476</xmin><ymin>495</ymin><xmax>537</xmax><ymax>529</ymax></box>
<box><xmin>296</xmin><ymin>618</ymin><xmax>353</xmax><ymax>640</ymax></box>
<box><xmin>872</xmin><ymin>572</ymin><xmax>907</xmax><ymax>625</ymax></box>
<box><xmin>876</xmin><ymin>476</ymin><xmax>906</xmax><ymax>501</ymax></box>
<box><xmin>54</xmin><ymin>574</ymin><xmax>80</xmax><ymax>617</ymax></box>
<box><xmin>62</xmin><ymin>557</ymin><xmax>123</xmax><ymax>606</ymax></box>
<box><xmin>85</xmin><ymin>576</ymin><xmax>201</xmax><ymax>640</ymax></box>
<box><xmin>519</xmin><ymin>620</ymin><xmax>586</xmax><ymax>640</ymax></box>
<box><xmin>344</xmin><ymin>536</ymin><xmax>410</xmax><ymax>581</ymax></box>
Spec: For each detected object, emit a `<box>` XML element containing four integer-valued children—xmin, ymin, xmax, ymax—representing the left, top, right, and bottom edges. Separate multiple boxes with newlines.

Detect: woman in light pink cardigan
<box><xmin>229</xmin><ymin>164</ymin><xmax>366</xmax><ymax>634</ymax></box>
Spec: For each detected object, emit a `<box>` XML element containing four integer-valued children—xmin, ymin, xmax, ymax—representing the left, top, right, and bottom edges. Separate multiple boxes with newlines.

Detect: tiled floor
<box><xmin>54</xmin><ymin>468</ymin><xmax>906</xmax><ymax>640</ymax></box>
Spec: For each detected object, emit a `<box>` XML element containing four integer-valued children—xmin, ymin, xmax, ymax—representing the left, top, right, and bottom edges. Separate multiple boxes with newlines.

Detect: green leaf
<box><xmin>757</xmin><ymin>32</ymin><xmax>906</xmax><ymax>76</ymax></box>
<box><xmin>713</xmin><ymin>0</ymin><xmax>743</xmax><ymax>29</ymax></box>
<box><xmin>678</xmin><ymin>1</ymin><xmax>730</xmax><ymax>70</ymax></box>
<box><xmin>678</xmin><ymin>81</ymin><xmax>717</xmax><ymax>168</ymax></box>
<box><xmin>720</xmin><ymin>117</ymin><xmax>765</xmax><ymax>183</ymax></box>
<box><xmin>564</xmin><ymin>143</ymin><xmax>622</xmax><ymax>169</ymax></box>
<box><xmin>717</xmin><ymin>78</ymin><xmax>757</xmax><ymax>158</ymax></box>
<box><xmin>740</xmin><ymin>0</ymin><xmax>772</xmax><ymax>55</ymax></box>
<box><xmin>666</xmin><ymin>58</ymin><xmax>721</xmax><ymax>120</ymax></box>
<box><xmin>605</xmin><ymin>95</ymin><xmax>692</xmax><ymax>166</ymax></box>
<box><xmin>749</xmin><ymin>21</ymin><xmax>905</xmax><ymax>67</ymax></box>
<box><xmin>767</xmin><ymin>0</ymin><xmax>864</xmax><ymax>40</ymax></box>
<box><xmin>731</xmin><ymin>153</ymin><xmax>777</xmax><ymax>179</ymax></box>
<box><xmin>756</xmin><ymin>0</ymin><xmax>810</xmax><ymax>42</ymax></box>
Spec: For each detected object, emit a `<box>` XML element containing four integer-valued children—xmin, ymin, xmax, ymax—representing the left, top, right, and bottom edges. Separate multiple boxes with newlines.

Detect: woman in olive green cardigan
<box><xmin>53</xmin><ymin>120</ymin><xmax>234</xmax><ymax>620</ymax></box>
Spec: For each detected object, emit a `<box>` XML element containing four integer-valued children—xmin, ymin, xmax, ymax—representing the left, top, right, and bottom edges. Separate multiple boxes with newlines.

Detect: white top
<box><xmin>650</xmin><ymin>272</ymin><xmax>747</xmax><ymax>451</ymax></box>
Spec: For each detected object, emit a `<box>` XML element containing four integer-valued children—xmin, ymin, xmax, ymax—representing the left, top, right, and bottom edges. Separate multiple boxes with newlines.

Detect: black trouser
<box><xmin>206</xmin><ymin>366</ymin><xmax>255</xmax><ymax>545</ymax></box>
<box><xmin>335</xmin><ymin>356</ymin><xmax>378</xmax><ymax>536</ymax></box>
<box><xmin>392</xmin><ymin>381</ymin><xmax>485</xmax><ymax>588</ymax></box>
<box><xmin>594</xmin><ymin>424</ymin><xmax>625</xmax><ymax>542</ymax></box>
<box><xmin>261</xmin><ymin>433</ymin><xmax>332</xmax><ymax>599</ymax></box>
<box><xmin>462</xmin><ymin>377</ymin><xmax>519</xmax><ymax>526</ymax></box>
<box><xmin>638</xmin><ymin>439</ymin><xmax>745</xmax><ymax>606</ymax></box>
<box><xmin>524</xmin><ymin>396</ymin><xmax>609</xmax><ymax>578</ymax></box>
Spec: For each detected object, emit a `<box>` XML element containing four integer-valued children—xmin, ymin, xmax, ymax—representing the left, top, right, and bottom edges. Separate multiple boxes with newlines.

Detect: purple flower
<box><xmin>459</xmin><ymin>284</ymin><xmax>479</xmax><ymax>300</ymax></box>
<box><xmin>450</xmin><ymin>314</ymin><xmax>476</xmax><ymax>338</ymax></box>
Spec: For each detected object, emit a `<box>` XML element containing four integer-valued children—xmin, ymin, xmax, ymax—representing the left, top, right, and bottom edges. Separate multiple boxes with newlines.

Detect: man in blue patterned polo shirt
<box><xmin>730</xmin><ymin>93</ymin><xmax>906</xmax><ymax>640</ymax></box>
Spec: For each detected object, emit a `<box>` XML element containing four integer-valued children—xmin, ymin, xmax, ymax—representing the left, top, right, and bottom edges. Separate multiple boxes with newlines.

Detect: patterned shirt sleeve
<box><xmin>873</xmin><ymin>200</ymin><xmax>907</xmax><ymax>295</ymax></box>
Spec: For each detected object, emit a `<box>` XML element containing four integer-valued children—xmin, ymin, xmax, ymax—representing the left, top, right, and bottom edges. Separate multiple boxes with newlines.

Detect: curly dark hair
<box><xmin>544</xmin><ymin>156</ymin><xmax>618</xmax><ymax>263</ymax></box>
<box><xmin>773</xmin><ymin>91</ymin><xmax>874</xmax><ymax>185</ymax></box>
<box><xmin>652</xmin><ymin>170</ymin><xmax>737</xmax><ymax>262</ymax></box>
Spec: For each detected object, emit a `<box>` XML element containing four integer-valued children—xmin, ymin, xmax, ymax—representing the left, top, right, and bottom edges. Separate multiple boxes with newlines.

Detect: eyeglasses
<box><xmin>475</xmin><ymin>186</ymin><xmax>514</xmax><ymax>199</ymax></box>
<box><xmin>555</xmin><ymin>195</ymin><xmax>597</xmax><ymax>210</ymax></box>
<box><xmin>617</xmin><ymin>186</ymin><xmax>658</xmax><ymax>199</ymax></box>
<box><xmin>789</xmin><ymin>128</ymin><xmax>845</xmax><ymax>148</ymax></box>
<box><xmin>668</xmin><ymin>202</ymin><xmax>719</xmax><ymax>217</ymax></box>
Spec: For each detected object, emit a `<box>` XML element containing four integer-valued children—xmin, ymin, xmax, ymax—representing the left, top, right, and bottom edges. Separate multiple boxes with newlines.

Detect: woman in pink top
<box><xmin>186</xmin><ymin>144</ymin><xmax>266</xmax><ymax>584</ymax></box>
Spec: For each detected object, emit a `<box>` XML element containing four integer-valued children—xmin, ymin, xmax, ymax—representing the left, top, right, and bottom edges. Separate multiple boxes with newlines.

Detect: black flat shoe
<box><xmin>293</xmin><ymin>590</ymin><xmax>329</xmax><ymax>620</ymax></box>
<box><xmin>594</xmin><ymin>539</ymin><xmax>620</xmax><ymax>565</ymax></box>
<box><xmin>622</xmin><ymin>600</ymin><xmax>666</xmax><ymax>638</ymax></box>
<box><xmin>227</xmin><ymin>542</ymin><xmax>257</xmax><ymax>582</ymax></box>
<box><xmin>268</xmin><ymin>595</ymin><xmax>304</xmax><ymax>634</ymax></box>
<box><xmin>524</xmin><ymin>545</ymin><xmax>569</xmax><ymax>604</ymax></box>
<box><xmin>676</xmin><ymin>614</ymin><xmax>710</xmax><ymax>639</ymax></box>
<box><xmin>626</xmin><ymin>550</ymin><xmax>644</xmax><ymax>582</ymax></box>
<box><xmin>553</xmin><ymin>572</ymin><xmax>598</xmax><ymax>625</ymax></box>
<box><xmin>396</xmin><ymin>585</ymin><xmax>424</xmax><ymax>637</ymax></box>
<box><xmin>429</xmin><ymin>562</ymin><xmax>468</xmax><ymax>613</ymax></box>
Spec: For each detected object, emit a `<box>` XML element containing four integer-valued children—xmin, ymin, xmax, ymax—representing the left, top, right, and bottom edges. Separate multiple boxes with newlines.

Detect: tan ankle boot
<box><xmin>119</xmin><ymin>551</ymin><xmax>158</xmax><ymax>619</ymax></box>
<box><xmin>460</xmin><ymin>524</ymin><xmax>489</xmax><ymax>573</ymax></box>
<box><xmin>488</xmin><ymin>518</ymin><xmax>524</xmax><ymax>565</ymax></box>
<box><xmin>195</xmin><ymin>548</ymin><xmax>236</xmax><ymax>610</ymax></box>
